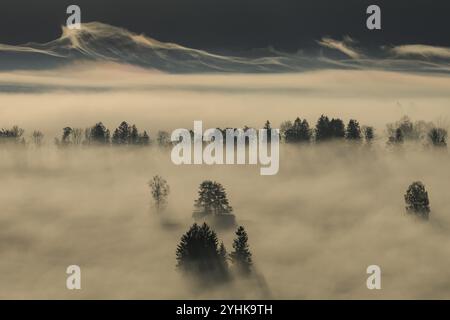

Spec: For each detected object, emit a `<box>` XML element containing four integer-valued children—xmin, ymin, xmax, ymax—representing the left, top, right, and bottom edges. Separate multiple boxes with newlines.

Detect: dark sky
<box><xmin>0</xmin><ymin>0</ymin><xmax>448</xmax><ymax>52</ymax></box>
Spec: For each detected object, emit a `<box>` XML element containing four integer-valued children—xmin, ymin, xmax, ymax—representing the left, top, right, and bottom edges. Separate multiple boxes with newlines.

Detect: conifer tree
<box><xmin>345</xmin><ymin>119</ymin><xmax>362</xmax><ymax>140</ymax></box>
<box><xmin>330</xmin><ymin>118</ymin><xmax>345</xmax><ymax>139</ymax></box>
<box><xmin>88</xmin><ymin>122</ymin><xmax>110</xmax><ymax>145</ymax></box>
<box><xmin>176</xmin><ymin>223</ymin><xmax>229</xmax><ymax>281</ymax></box>
<box><xmin>315</xmin><ymin>115</ymin><xmax>331</xmax><ymax>142</ymax></box>
<box><xmin>363</xmin><ymin>126</ymin><xmax>375</xmax><ymax>144</ymax></box>
<box><xmin>230</xmin><ymin>226</ymin><xmax>253</xmax><ymax>275</ymax></box>
<box><xmin>285</xmin><ymin>118</ymin><xmax>311</xmax><ymax>143</ymax></box>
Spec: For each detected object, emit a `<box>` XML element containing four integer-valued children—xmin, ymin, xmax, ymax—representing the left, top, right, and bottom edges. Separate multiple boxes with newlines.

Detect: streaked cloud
<box><xmin>317</xmin><ymin>36</ymin><xmax>363</xmax><ymax>59</ymax></box>
<box><xmin>391</xmin><ymin>44</ymin><xmax>450</xmax><ymax>59</ymax></box>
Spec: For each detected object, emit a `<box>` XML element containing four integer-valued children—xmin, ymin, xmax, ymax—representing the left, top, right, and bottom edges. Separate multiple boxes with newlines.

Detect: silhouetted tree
<box><xmin>315</xmin><ymin>115</ymin><xmax>331</xmax><ymax>142</ymax></box>
<box><xmin>388</xmin><ymin>128</ymin><xmax>404</xmax><ymax>145</ymax></box>
<box><xmin>0</xmin><ymin>126</ymin><xmax>25</xmax><ymax>144</ymax></box>
<box><xmin>428</xmin><ymin>128</ymin><xmax>447</xmax><ymax>147</ymax></box>
<box><xmin>279</xmin><ymin>120</ymin><xmax>293</xmax><ymax>142</ymax></box>
<box><xmin>55</xmin><ymin>127</ymin><xmax>83</xmax><ymax>146</ymax></box>
<box><xmin>112</xmin><ymin>121</ymin><xmax>131</xmax><ymax>145</ymax></box>
<box><xmin>263</xmin><ymin>120</ymin><xmax>273</xmax><ymax>143</ymax></box>
<box><xmin>138</xmin><ymin>131</ymin><xmax>150</xmax><ymax>145</ymax></box>
<box><xmin>363</xmin><ymin>126</ymin><xmax>375</xmax><ymax>144</ymax></box>
<box><xmin>386</xmin><ymin>116</ymin><xmax>433</xmax><ymax>142</ymax></box>
<box><xmin>176</xmin><ymin>223</ymin><xmax>229</xmax><ymax>282</ymax></box>
<box><xmin>404</xmin><ymin>181</ymin><xmax>430</xmax><ymax>220</ymax></box>
<box><xmin>62</xmin><ymin>127</ymin><xmax>73</xmax><ymax>145</ymax></box>
<box><xmin>32</xmin><ymin>130</ymin><xmax>44</xmax><ymax>146</ymax></box>
<box><xmin>285</xmin><ymin>118</ymin><xmax>311</xmax><ymax>143</ymax></box>
<box><xmin>230</xmin><ymin>226</ymin><xmax>253</xmax><ymax>275</ymax></box>
<box><xmin>130</xmin><ymin>125</ymin><xmax>139</xmax><ymax>144</ymax></box>
<box><xmin>345</xmin><ymin>119</ymin><xmax>362</xmax><ymax>140</ymax></box>
<box><xmin>397</xmin><ymin>116</ymin><xmax>414</xmax><ymax>138</ymax></box>
<box><xmin>112</xmin><ymin>122</ymin><xmax>148</xmax><ymax>145</ymax></box>
<box><xmin>194</xmin><ymin>181</ymin><xmax>233</xmax><ymax>217</ymax></box>
<box><xmin>219</xmin><ymin>242</ymin><xmax>229</xmax><ymax>271</ymax></box>
<box><xmin>72</xmin><ymin>128</ymin><xmax>83</xmax><ymax>145</ymax></box>
<box><xmin>157</xmin><ymin>130</ymin><xmax>171</xmax><ymax>147</ymax></box>
<box><xmin>330</xmin><ymin>118</ymin><xmax>346</xmax><ymax>139</ymax></box>
<box><xmin>148</xmin><ymin>175</ymin><xmax>170</xmax><ymax>213</ymax></box>
<box><xmin>87</xmin><ymin>122</ymin><xmax>110</xmax><ymax>145</ymax></box>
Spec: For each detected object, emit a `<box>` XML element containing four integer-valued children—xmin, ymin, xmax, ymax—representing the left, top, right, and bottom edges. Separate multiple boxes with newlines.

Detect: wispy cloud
<box><xmin>0</xmin><ymin>44</ymin><xmax>64</xmax><ymax>57</ymax></box>
<box><xmin>317</xmin><ymin>36</ymin><xmax>363</xmax><ymax>59</ymax></box>
<box><xmin>390</xmin><ymin>44</ymin><xmax>450</xmax><ymax>59</ymax></box>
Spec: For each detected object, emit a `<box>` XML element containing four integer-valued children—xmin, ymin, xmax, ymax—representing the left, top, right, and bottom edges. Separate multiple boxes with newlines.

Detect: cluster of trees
<box><xmin>387</xmin><ymin>116</ymin><xmax>447</xmax><ymax>147</ymax></box>
<box><xmin>148</xmin><ymin>177</ymin><xmax>250</xmax><ymax>283</ymax></box>
<box><xmin>148</xmin><ymin>177</ymin><xmax>236</xmax><ymax>229</ymax></box>
<box><xmin>280</xmin><ymin>115</ymin><xmax>374</xmax><ymax>144</ymax></box>
<box><xmin>1</xmin><ymin>116</ymin><xmax>448</xmax><ymax>150</ymax></box>
<box><xmin>0</xmin><ymin>126</ymin><xmax>25</xmax><ymax>144</ymax></box>
<box><xmin>278</xmin><ymin>115</ymin><xmax>447</xmax><ymax>148</ymax></box>
<box><xmin>55</xmin><ymin>121</ymin><xmax>150</xmax><ymax>146</ymax></box>
<box><xmin>176</xmin><ymin>223</ymin><xmax>253</xmax><ymax>283</ymax></box>
<box><xmin>111</xmin><ymin>121</ymin><xmax>150</xmax><ymax>145</ymax></box>
<box><xmin>172</xmin><ymin>180</ymin><xmax>432</xmax><ymax>288</ymax></box>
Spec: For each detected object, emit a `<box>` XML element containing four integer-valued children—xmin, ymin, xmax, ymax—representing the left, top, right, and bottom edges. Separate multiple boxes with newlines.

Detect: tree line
<box><xmin>54</xmin><ymin>121</ymin><xmax>150</xmax><ymax>146</ymax></box>
<box><xmin>0</xmin><ymin>115</ymin><xmax>447</xmax><ymax>147</ymax></box>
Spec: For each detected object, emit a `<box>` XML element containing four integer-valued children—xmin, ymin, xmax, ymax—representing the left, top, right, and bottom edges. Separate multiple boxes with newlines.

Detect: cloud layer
<box><xmin>0</xmin><ymin>64</ymin><xmax>450</xmax><ymax>299</ymax></box>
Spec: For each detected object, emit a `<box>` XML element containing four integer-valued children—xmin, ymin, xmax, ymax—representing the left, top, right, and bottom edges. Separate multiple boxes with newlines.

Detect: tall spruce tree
<box><xmin>112</xmin><ymin>121</ymin><xmax>130</xmax><ymax>145</ymax></box>
<box><xmin>345</xmin><ymin>119</ymin><xmax>362</xmax><ymax>140</ymax></box>
<box><xmin>230</xmin><ymin>226</ymin><xmax>253</xmax><ymax>275</ymax></box>
<box><xmin>315</xmin><ymin>115</ymin><xmax>331</xmax><ymax>142</ymax></box>
<box><xmin>130</xmin><ymin>125</ymin><xmax>139</xmax><ymax>145</ymax></box>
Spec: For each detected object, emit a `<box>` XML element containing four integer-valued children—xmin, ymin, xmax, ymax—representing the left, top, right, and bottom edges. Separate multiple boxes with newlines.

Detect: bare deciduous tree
<box><xmin>72</xmin><ymin>128</ymin><xmax>83</xmax><ymax>145</ymax></box>
<box><xmin>32</xmin><ymin>130</ymin><xmax>44</xmax><ymax>146</ymax></box>
<box><xmin>148</xmin><ymin>175</ymin><xmax>170</xmax><ymax>213</ymax></box>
